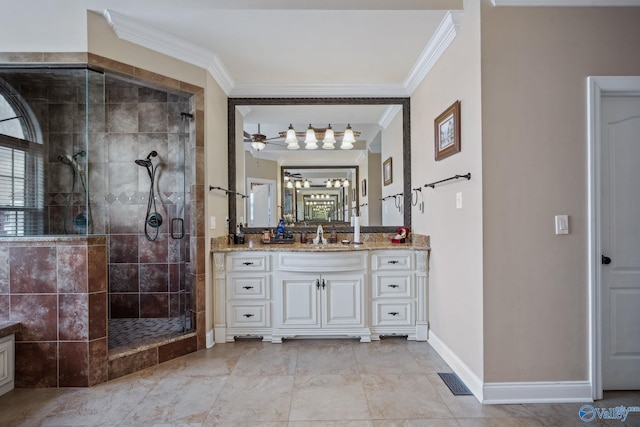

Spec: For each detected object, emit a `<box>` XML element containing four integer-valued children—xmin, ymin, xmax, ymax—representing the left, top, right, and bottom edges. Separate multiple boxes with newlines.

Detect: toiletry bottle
<box><xmin>330</xmin><ymin>226</ymin><xmax>337</xmax><ymax>243</ymax></box>
<box><xmin>276</xmin><ymin>218</ymin><xmax>285</xmax><ymax>239</ymax></box>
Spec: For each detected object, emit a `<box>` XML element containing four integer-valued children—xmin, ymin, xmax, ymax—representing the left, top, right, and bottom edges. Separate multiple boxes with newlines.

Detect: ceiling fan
<box><xmin>283</xmin><ymin>170</ymin><xmax>303</xmax><ymax>180</ymax></box>
<box><xmin>243</xmin><ymin>124</ymin><xmax>284</xmax><ymax>151</ymax></box>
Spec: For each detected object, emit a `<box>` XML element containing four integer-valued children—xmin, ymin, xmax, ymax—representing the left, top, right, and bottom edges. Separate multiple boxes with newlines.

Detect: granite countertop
<box><xmin>0</xmin><ymin>321</ymin><xmax>20</xmax><ymax>339</ymax></box>
<box><xmin>212</xmin><ymin>240</ymin><xmax>430</xmax><ymax>253</ymax></box>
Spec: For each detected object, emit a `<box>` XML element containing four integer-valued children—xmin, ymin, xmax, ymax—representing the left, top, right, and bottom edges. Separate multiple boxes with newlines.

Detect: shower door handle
<box><xmin>171</xmin><ymin>218</ymin><xmax>185</xmax><ymax>239</ymax></box>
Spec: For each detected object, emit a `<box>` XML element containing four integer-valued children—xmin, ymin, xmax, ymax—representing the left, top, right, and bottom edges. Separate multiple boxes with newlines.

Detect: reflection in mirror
<box><xmin>228</xmin><ymin>98</ymin><xmax>411</xmax><ymax>233</ymax></box>
<box><xmin>281</xmin><ymin>166</ymin><xmax>357</xmax><ymax>226</ymax></box>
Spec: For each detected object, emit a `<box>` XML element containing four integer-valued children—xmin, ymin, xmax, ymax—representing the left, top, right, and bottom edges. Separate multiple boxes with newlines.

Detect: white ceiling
<box><xmin>87</xmin><ymin>0</ymin><xmax>465</xmax><ymax>158</ymax></box>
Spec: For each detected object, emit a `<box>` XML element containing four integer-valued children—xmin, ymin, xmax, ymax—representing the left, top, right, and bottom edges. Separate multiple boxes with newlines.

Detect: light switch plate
<box><xmin>210</xmin><ymin>216</ymin><xmax>216</xmax><ymax>230</ymax></box>
<box><xmin>456</xmin><ymin>192</ymin><xmax>462</xmax><ymax>209</ymax></box>
<box><xmin>555</xmin><ymin>215</ymin><xmax>569</xmax><ymax>235</ymax></box>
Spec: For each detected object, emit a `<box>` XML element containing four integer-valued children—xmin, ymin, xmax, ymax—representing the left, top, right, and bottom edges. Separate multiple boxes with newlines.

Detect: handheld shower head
<box><xmin>135</xmin><ymin>159</ymin><xmax>152</xmax><ymax>168</ymax></box>
<box><xmin>58</xmin><ymin>154</ymin><xmax>73</xmax><ymax>166</ymax></box>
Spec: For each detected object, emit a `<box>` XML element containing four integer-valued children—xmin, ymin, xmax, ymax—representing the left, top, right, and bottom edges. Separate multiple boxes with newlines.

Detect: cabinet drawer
<box><xmin>227</xmin><ymin>302</ymin><xmax>270</xmax><ymax>327</ymax></box>
<box><xmin>372</xmin><ymin>301</ymin><xmax>414</xmax><ymax>326</ymax></box>
<box><xmin>226</xmin><ymin>253</ymin><xmax>270</xmax><ymax>272</ymax></box>
<box><xmin>228</xmin><ymin>275</ymin><xmax>269</xmax><ymax>299</ymax></box>
<box><xmin>371</xmin><ymin>252</ymin><xmax>414</xmax><ymax>271</ymax></box>
<box><xmin>277</xmin><ymin>252</ymin><xmax>366</xmax><ymax>272</ymax></box>
<box><xmin>372</xmin><ymin>273</ymin><xmax>413</xmax><ymax>298</ymax></box>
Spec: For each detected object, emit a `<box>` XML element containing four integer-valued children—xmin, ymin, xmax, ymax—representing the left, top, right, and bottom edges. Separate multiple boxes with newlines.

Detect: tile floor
<box><xmin>0</xmin><ymin>337</ymin><xmax>638</xmax><ymax>426</ymax></box>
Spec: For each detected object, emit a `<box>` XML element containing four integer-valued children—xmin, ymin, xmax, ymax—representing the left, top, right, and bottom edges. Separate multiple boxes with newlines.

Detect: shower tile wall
<box><xmin>100</xmin><ymin>77</ymin><xmax>192</xmax><ymax>320</ymax></box>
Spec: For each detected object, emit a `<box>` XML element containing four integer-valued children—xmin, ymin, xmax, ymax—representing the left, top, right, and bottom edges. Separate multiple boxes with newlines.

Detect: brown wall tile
<box><xmin>15</xmin><ymin>342</ymin><xmax>58</xmax><ymax>387</ymax></box>
<box><xmin>10</xmin><ymin>247</ymin><xmax>57</xmax><ymax>293</ymax></box>
<box><xmin>0</xmin><ymin>247</ymin><xmax>9</xmax><ymax>294</ymax></box>
<box><xmin>89</xmin><ymin>292</ymin><xmax>107</xmax><ymax>341</ymax></box>
<box><xmin>11</xmin><ymin>294</ymin><xmax>58</xmax><ymax>341</ymax></box>
<box><xmin>87</xmin><ymin>244</ymin><xmax>107</xmax><ymax>293</ymax></box>
<box><xmin>109</xmin><ymin>294</ymin><xmax>139</xmax><ymax>318</ymax></box>
<box><xmin>59</xmin><ymin>294</ymin><xmax>89</xmax><ymax>341</ymax></box>
<box><xmin>88</xmin><ymin>338</ymin><xmax>108</xmax><ymax>386</ymax></box>
<box><xmin>57</xmin><ymin>246</ymin><xmax>88</xmax><ymax>293</ymax></box>
<box><xmin>139</xmin><ymin>293</ymin><xmax>168</xmax><ymax>318</ymax></box>
<box><xmin>59</xmin><ymin>342</ymin><xmax>89</xmax><ymax>387</ymax></box>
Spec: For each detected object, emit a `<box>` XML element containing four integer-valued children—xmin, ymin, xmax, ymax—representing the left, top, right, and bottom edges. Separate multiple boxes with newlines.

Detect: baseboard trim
<box><xmin>483</xmin><ymin>381</ymin><xmax>593</xmax><ymax>404</ymax></box>
<box><xmin>206</xmin><ymin>330</ymin><xmax>215</xmax><ymax>348</ymax></box>
<box><xmin>428</xmin><ymin>331</ymin><xmax>483</xmax><ymax>402</ymax></box>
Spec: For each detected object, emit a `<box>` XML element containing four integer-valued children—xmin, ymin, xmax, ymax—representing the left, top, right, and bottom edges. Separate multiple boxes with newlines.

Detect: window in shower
<box><xmin>0</xmin><ymin>83</ymin><xmax>43</xmax><ymax>236</ymax></box>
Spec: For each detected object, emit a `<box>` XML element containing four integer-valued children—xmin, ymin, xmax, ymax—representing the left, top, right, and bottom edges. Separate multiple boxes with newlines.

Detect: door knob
<box><xmin>602</xmin><ymin>255</ymin><xmax>612</xmax><ymax>265</ymax></box>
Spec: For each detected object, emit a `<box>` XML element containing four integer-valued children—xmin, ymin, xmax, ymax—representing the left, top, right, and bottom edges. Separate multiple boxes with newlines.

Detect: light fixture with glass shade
<box><xmin>287</xmin><ymin>180</ymin><xmax>293</xmax><ymax>189</ymax></box>
<box><xmin>284</xmin><ymin>124</ymin><xmax>300</xmax><ymax>150</ymax></box>
<box><xmin>322</xmin><ymin>124</ymin><xmax>336</xmax><ymax>149</ymax></box>
<box><xmin>304</xmin><ymin>124</ymin><xmax>318</xmax><ymax>150</ymax></box>
<box><xmin>295</xmin><ymin>181</ymin><xmax>302</xmax><ymax>188</ymax></box>
<box><xmin>303</xmin><ymin>179</ymin><xmax>310</xmax><ymax>188</ymax></box>
<box><xmin>341</xmin><ymin>124</ymin><xmax>355</xmax><ymax>149</ymax></box>
<box><xmin>343</xmin><ymin>179</ymin><xmax>349</xmax><ymax>187</ymax></box>
<box><xmin>278</xmin><ymin>124</ymin><xmax>360</xmax><ymax>150</ymax></box>
<box><xmin>326</xmin><ymin>180</ymin><xmax>332</xmax><ymax>188</ymax></box>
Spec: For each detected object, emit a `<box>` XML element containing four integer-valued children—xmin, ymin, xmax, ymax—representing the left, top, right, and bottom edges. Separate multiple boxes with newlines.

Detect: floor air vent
<box><xmin>437</xmin><ymin>372</ymin><xmax>473</xmax><ymax>396</ymax></box>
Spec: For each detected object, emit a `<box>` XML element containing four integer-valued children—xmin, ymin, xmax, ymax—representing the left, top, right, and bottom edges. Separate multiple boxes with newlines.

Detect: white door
<box><xmin>247</xmin><ymin>179</ymin><xmax>275</xmax><ymax>228</ymax></box>
<box><xmin>601</xmin><ymin>95</ymin><xmax>640</xmax><ymax>390</ymax></box>
<box><xmin>322</xmin><ymin>273</ymin><xmax>364</xmax><ymax>327</ymax></box>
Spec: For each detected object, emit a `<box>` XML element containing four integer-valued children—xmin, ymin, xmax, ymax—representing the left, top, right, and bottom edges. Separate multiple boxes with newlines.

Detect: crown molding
<box><xmin>403</xmin><ymin>10</ymin><xmax>463</xmax><ymax>95</ymax></box>
<box><xmin>491</xmin><ymin>0</ymin><xmax>640</xmax><ymax>6</ymax></box>
<box><xmin>102</xmin><ymin>10</ymin><xmax>235</xmax><ymax>94</ymax></box>
<box><xmin>378</xmin><ymin>105</ymin><xmax>403</xmax><ymax>129</ymax></box>
<box><xmin>101</xmin><ymin>8</ymin><xmax>464</xmax><ymax>98</ymax></box>
<box><xmin>228</xmin><ymin>83</ymin><xmax>409</xmax><ymax>98</ymax></box>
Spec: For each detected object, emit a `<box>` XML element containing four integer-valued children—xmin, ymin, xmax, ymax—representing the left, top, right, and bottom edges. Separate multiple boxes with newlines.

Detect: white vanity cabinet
<box><xmin>215</xmin><ymin>251</ymin><xmax>273</xmax><ymax>342</ymax></box>
<box><xmin>212</xmin><ymin>247</ymin><xmax>428</xmax><ymax>344</ymax></box>
<box><xmin>273</xmin><ymin>252</ymin><xmax>370</xmax><ymax>343</ymax></box>
<box><xmin>370</xmin><ymin>250</ymin><xmax>429</xmax><ymax>341</ymax></box>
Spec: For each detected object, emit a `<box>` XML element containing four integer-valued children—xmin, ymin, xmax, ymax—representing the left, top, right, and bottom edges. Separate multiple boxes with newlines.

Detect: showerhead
<box><xmin>58</xmin><ymin>154</ymin><xmax>73</xmax><ymax>166</ymax></box>
<box><xmin>135</xmin><ymin>151</ymin><xmax>158</xmax><ymax>167</ymax></box>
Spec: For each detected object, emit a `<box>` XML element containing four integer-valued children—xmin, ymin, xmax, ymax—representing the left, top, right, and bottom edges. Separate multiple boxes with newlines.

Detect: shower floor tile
<box><xmin>108</xmin><ymin>317</ymin><xmax>190</xmax><ymax>352</ymax></box>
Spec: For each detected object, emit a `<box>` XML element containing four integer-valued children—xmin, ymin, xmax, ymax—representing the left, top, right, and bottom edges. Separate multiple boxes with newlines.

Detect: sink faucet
<box><xmin>312</xmin><ymin>224</ymin><xmax>327</xmax><ymax>245</ymax></box>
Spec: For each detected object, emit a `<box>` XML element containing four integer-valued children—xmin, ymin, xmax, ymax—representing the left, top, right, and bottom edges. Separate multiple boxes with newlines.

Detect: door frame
<box><xmin>587</xmin><ymin>76</ymin><xmax>640</xmax><ymax>400</ymax></box>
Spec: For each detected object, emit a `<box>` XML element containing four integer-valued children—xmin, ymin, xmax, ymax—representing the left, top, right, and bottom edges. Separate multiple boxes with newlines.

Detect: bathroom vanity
<box><xmin>212</xmin><ymin>240</ymin><xmax>429</xmax><ymax>344</ymax></box>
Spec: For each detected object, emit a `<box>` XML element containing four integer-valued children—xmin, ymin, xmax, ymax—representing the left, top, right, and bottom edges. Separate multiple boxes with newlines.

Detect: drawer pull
<box><xmin>243</xmin><ymin>313</ymin><xmax>254</xmax><ymax>318</ymax></box>
<box><xmin>316</xmin><ymin>279</ymin><xmax>320</xmax><ymax>290</ymax></box>
<box><xmin>242</xmin><ymin>261</ymin><xmax>254</xmax><ymax>266</ymax></box>
<box><xmin>388</xmin><ymin>312</ymin><xmax>399</xmax><ymax>316</ymax></box>
<box><xmin>388</xmin><ymin>284</ymin><xmax>399</xmax><ymax>288</ymax></box>
<box><xmin>387</xmin><ymin>260</ymin><xmax>399</xmax><ymax>264</ymax></box>
<box><xmin>242</xmin><ymin>285</ymin><xmax>254</xmax><ymax>290</ymax></box>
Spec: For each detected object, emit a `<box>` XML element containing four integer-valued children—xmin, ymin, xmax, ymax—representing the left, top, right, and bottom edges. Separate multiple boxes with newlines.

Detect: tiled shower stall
<box><xmin>0</xmin><ymin>58</ymin><xmax>206</xmax><ymax>386</ymax></box>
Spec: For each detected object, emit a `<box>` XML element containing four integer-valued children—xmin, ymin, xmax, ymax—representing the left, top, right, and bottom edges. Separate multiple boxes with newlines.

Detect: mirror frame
<box><xmin>228</xmin><ymin>97</ymin><xmax>411</xmax><ymax>233</ymax></box>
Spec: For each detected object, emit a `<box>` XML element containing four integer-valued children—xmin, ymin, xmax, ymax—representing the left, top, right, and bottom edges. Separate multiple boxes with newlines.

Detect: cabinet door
<box><xmin>322</xmin><ymin>273</ymin><xmax>364</xmax><ymax>328</ymax></box>
<box><xmin>278</xmin><ymin>275</ymin><xmax>320</xmax><ymax>328</ymax></box>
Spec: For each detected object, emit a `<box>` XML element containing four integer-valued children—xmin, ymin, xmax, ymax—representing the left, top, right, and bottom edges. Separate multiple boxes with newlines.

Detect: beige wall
<box><xmin>412</xmin><ymin>0</ymin><xmax>484</xmax><ymax>381</ymax></box>
<box><xmin>481</xmin><ymin>2</ymin><xmax>640</xmax><ymax>382</ymax></box>
<box><xmin>245</xmin><ymin>152</ymin><xmax>278</xmax><ymax>182</ymax></box>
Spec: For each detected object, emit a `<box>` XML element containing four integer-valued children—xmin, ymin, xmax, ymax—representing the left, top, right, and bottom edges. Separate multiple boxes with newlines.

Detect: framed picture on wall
<box><xmin>383</xmin><ymin>157</ymin><xmax>392</xmax><ymax>186</ymax></box>
<box><xmin>434</xmin><ymin>100</ymin><xmax>461</xmax><ymax>161</ymax></box>
<box><xmin>361</xmin><ymin>179</ymin><xmax>367</xmax><ymax>197</ymax></box>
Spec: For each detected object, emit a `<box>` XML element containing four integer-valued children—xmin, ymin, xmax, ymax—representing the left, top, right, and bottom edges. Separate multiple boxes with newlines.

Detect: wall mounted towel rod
<box><xmin>209</xmin><ymin>185</ymin><xmax>248</xmax><ymax>198</ymax></box>
<box><xmin>424</xmin><ymin>173</ymin><xmax>471</xmax><ymax>189</ymax></box>
<box><xmin>380</xmin><ymin>192</ymin><xmax>403</xmax><ymax>201</ymax></box>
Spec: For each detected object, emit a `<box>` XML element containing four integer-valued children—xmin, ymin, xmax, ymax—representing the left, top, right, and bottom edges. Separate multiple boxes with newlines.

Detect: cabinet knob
<box><xmin>388</xmin><ymin>312</ymin><xmax>399</xmax><ymax>316</ymax></box>
<box><xmin>387</xmin><ymin>260</ymin><xmax>399</xmax><ymax>264</ymax></box>
<box><xmin>242</xmin><ymin>285</ymin><xmax>254</xmax><ymax>290</ymax></box>
<box><xmin>388</xmin><ymin>284</ymin><xmax>399</xmax><ymax>288</ymax></box>
<box><xmin>243</xmin><ymin>313</ymin><xmax>254</xmax><ymax>318</ymax></box>
<box><xmin>242</xmin><ymin>261</ymin><xmax>254</xmax><ymax>266</ymax></box>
